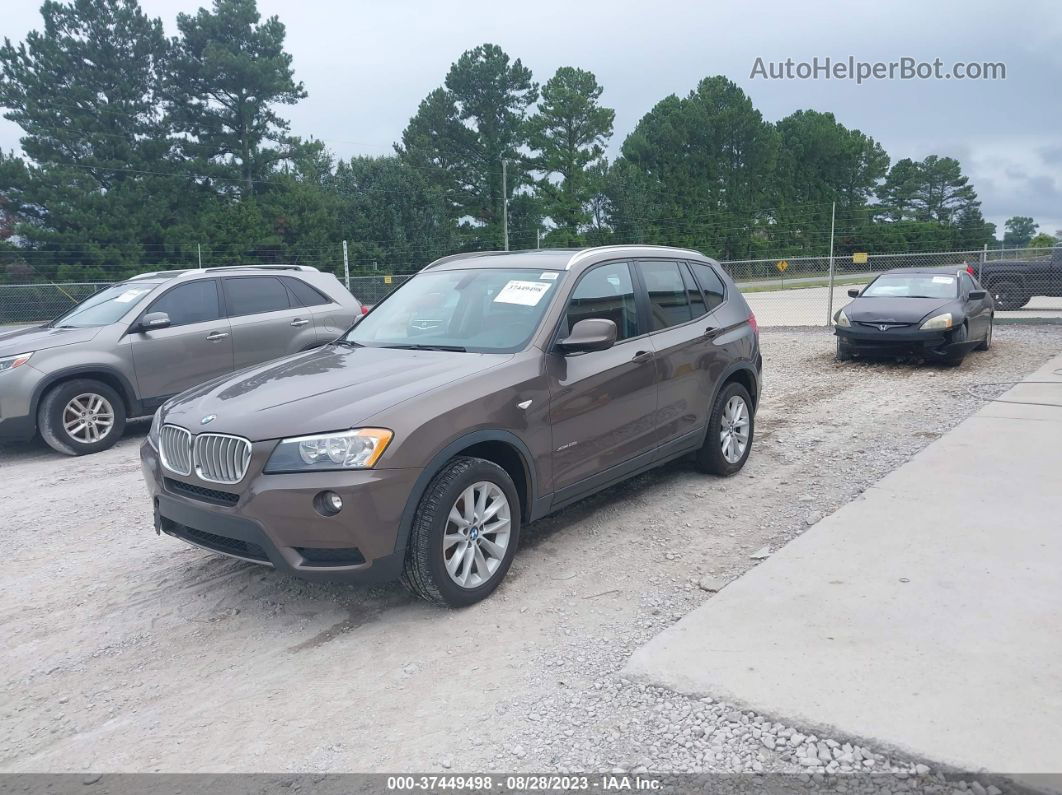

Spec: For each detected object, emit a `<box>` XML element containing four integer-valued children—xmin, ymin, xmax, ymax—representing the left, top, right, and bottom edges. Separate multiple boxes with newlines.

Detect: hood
<box><xmin>0</xmin><ymin>324</ymin><xmax>102</xmax><ymax>357</ymax></box>
<box><xmin>843</xmin><ymin>297</ymin><xmax>955</xmax><ymax>324</ymax></box>
<box><xmin>161</xmin><ymin>344</ymin><xmax>513</xmax><ymax>441</ymax></box>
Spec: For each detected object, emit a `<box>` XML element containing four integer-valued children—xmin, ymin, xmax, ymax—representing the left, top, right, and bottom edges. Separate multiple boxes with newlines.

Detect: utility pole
<box><xmin>501</xmin><ymin>159</ymin><xmax>509</xmax><ymax>251</ymax></box>
<box><xmin>342</xmin><ymin>240</ymin><xmax>350</xmax><ymax>290</ymax></box>
<box><xmin>197</xmin><ymin>244</ymin><xmax>202</xmax><ymax>269</ymax></box>
<box><xmin>536</xmin><ymin>227</ymin><xmax>541</xmax><ymax>249</ymax></box>
<box><xmin>825</xmin><ymin>201</ymin><xmax>837</xmax><ymax>326</ymax></box>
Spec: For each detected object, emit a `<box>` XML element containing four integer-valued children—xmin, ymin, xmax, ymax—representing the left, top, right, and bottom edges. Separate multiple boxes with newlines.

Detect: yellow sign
<box><xmin>852</xmin><ymin>252</ymin><xmax>869</xmax><ymax>265</ymax></box>
<box><xmin>775</xmin><ymin>260</ymin><xmax>789</xmax><ymax>273</ymax></box>
<box><xmin>384</xmin><ymin>275</ymin><xmax>393</xmax><ymax>284</ymax></box>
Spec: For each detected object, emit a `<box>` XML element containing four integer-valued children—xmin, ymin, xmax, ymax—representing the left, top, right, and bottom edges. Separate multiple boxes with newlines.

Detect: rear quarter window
<box><xmin>282</xmin><ymin>276</ymin><xmax>333</xmax><ymax>307</ymax></box>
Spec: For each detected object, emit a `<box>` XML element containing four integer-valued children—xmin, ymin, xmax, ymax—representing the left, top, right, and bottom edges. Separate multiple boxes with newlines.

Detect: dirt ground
<box><xmin>2</xmin><ymin>325</ymin><xmax>1059</xmax><ymax>774</ymax></box>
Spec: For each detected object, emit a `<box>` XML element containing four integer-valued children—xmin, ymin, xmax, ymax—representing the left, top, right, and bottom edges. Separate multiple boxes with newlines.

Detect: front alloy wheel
<box><xmin>402</xmin><ymin>456</ymin><xmax>521</xmax><ymax>607</ymax></box>
<box><xmin>443</xmin><ymin>481</ymin><xmax>512</xmax><ymax>588</ymax></box>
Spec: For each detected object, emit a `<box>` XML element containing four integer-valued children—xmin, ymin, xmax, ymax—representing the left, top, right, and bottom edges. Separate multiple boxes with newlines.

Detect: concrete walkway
<box><xmin>624</xmin><ymin>355</ymin><xmax>1062</xmax><ymax>787</ymax></box>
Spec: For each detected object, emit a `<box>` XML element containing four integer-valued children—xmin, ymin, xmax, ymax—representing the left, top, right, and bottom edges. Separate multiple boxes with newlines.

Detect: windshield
<box><xmin>50</xmin><ymin>282</ymin><xmax>160</xmax><ymax>328</ymax></box>
<box><xmin>344</xmin><ymin>268</ymin><xmax>563</xmax><ymax>353</ymax></box>
<box><xmin>861</xmin><ymin>274</ymin><xmax>957</xmax><ymax>299</ymax></box>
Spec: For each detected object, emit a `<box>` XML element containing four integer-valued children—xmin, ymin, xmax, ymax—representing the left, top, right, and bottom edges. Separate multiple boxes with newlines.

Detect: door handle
<box><xmin>632</xmin><ymin>350</ymin><xmax>653</xmax><ymax>363</ymax></box>
<box><xmin>291</xmin><ymin>318</ymin><xmax>310</xmax><ymax>327</ymax></box>
<box><xmin>206</xmin><ymin>331</ymin><xmax>229</xmax><ymax>341</ymax></box>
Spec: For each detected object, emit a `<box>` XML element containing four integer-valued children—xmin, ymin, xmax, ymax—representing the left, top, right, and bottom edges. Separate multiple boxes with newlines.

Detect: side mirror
<box><xmin>138</xmin><ymin>312</ymin><xmax>171</xmax><ymax>332</ymax></box>
<box><xmin>968</xmin><ymin>289</ymin><xmax>987</xmax><ymax>300</ymax></box>
<box><xmin>556</xmin><ymin>318</ymin><xmax>617</xmax><ymax>354</ymax></box>
<box><xmin>847</xmin><ymin>288</ymin><xmax>861</xmax><ymax>298</ymax></box>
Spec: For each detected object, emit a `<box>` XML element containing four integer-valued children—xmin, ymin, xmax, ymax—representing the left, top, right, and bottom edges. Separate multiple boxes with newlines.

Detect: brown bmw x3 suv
<box><xmin>141</xmin><ymin>246</ymin><xmax>762</xmax><ymax>606</ymax></box>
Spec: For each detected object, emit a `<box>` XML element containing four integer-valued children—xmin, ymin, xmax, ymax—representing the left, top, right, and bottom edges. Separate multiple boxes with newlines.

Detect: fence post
<box><xmin>342</xmin><ymin>240</ymin><xmax>350</xmax><ymax>290</ymax></box>
<box><xmin>980</xmin><ymin>243</ymin><xmax>987</xmax><ymax>280</ymax></box>
<box><xmin>825</xmin><ymin>201</ymin><xmax>836</xmax><ymax>326</ymax></box>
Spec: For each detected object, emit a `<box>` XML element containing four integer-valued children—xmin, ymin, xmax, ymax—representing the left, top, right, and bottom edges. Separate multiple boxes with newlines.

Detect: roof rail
<box><xmin>422</xmin><ymin>251</ymin><xmax>510</xmax><ymax>270</ymax></box>
<box><xmin>565</xmin><ymin>244</ymin><xmax>706</xmax><ymax>269</ymax></box>
<box><xmin>127</xmin><ymin>269</ymin><xmax>193</xmax><ymax>280</ymax></box>
<box><xmin>201</xmin><ymin>264</ymin><xmax>319</xmax><ymax>273</ymax></box>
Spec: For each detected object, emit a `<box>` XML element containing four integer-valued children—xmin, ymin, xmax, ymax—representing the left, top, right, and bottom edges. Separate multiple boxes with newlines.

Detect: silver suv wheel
<box><xmin>720</xmin><ymin>395</ymin><xmax>750</xmax><ymax>464</ymax></box>
<box><xmin>63</xmin><ymin>393</ymin><xmax>115</xmax><ymax>443</ymax></box>
<box><xmin>443</xmin><ymin>481</ymin><xmax>512</xmax><ymax>588</ymax></box>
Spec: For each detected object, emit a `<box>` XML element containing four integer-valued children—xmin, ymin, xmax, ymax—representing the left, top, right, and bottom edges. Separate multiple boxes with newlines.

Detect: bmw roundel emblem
<box><xmin>200</xmin><ymin>415</ymin><xmax>216</xmax><ymax>425</ymax></box>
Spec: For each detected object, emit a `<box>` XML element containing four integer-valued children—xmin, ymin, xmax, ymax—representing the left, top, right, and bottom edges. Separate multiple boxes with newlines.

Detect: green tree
<box><xmin>618</xmin><ymin>76</ymin><xmax>779</xmax><ymax>258</ymax></box>
<box><xmin>0</xmin><ymin>0</ymin><xmax>177</xmax><ymax>273</ymax></box>
<box><xmin>527</xmin><ymin>67</ymin><xmax>614</xmax><ymax>246</ymax></box>
<box><xmin>1027</xmin><ymin>232</ymin><xmax>1057</xmax><ymax>249</ymax></box>
<box><xmin>774</xmin><ymin>110</ymin><xmax>889</xmax><ymax>254</ymax></box>
<box><xmin>333</xmin><ymin>156</ymin><xmax>457</xmax><ymax>270</ymax></box>
<box><xmin>168</xmin><ymin>0</ymin><xmax>306</xmax><ymax>196</ymax></box>
<box><xmin>1002</xmin><ymin>216</ymin><xmax>1038</xmax><ymax>247</ymax></box>
<box><xmin>952</xmin><ymin>205</ymin><xmax>996</xmax><ymax>249</ymax></box>
<box><xmin>879</xmin><ymin>156</ymin><xmax>979</xmax><ymax>226</ymax></box>
<box><xmin>398</xmin><ymin>44</ymin><xmax>537</xmax><ymax>248</ymax></box>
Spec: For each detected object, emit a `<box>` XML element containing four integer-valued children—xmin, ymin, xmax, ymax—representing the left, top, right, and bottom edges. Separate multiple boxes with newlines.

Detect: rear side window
<box><xmin>689</xmin><ymin>262</ymin><xmax>726</xmax><ymax>310</ymax></box>
<box><xmin>680</xmin><ymin>263</ymin><xmax>707</xmax><ymax>318</ymax></box>
<box><xmin>146</xmin><ymin>280</ymin><xmax>222</xmax><ymax>327</ymax></box>
<box><xmin>564</xmin><ymin>261</ymin><xmax>639</xmax><ymax>341</ymax></box>
<box><xmin>223</xmin><ymin>277</ymin><xmax>291</xmax><ymax>316</ymax></box>
<box><xmin>282</xmin><ymin>276</ymin><xmax>332</xmax><ymax>307</ymax></box>
<box><xmin>639</xmin><ymin>260</ymin><xmax>692</xmax><ymax>330</ymax></box>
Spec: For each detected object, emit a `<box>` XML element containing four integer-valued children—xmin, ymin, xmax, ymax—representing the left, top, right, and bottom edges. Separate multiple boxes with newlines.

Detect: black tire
<box><xmin>835</xmin><ymin>337</ymin><xmax>854</xmax><ymax>362</ymax></box>
<box><xmin>975</xmin><ymin>317</ymin><xmax>993</xmax><ymax>351</ymax></box>
<box><xmin>37</xmin><ymin>378</ymin><xmax>127</xmax><ymax>456</ymax></box>
<box><xmin>942</xmin><ymin>323</ymin><xmax>968</xmax><ymax>367</ymax></box>
<box><xmin>990</xmin><ymin>280</ymin><xmax>1030</xmax><ymax>311</ymax></box>
<box><xmin>695</xmin><ymin>382</ymin><xmax>755</xmax><ymax>476</ymax></box>
<box><xmin>401</xmin><ymin>456</ymin><xmax>521</xmax><ymax>608</ymax></box>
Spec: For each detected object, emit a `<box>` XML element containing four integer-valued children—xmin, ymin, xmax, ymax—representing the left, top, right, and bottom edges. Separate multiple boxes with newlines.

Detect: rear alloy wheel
<box><xmin>38</xmin><ymin>378</ymin><xmax>127</xmax><ymax>456</ymax></box>
<box><xmin>695</xmin><ymin>382</ymin><xmax>754</xmax><ymax>476</ymax></box>
<box><xmin>990</xmin><ymin>280</ymin><xmax>1030</xmax><ymax>311</ymax></box>
<box><xmin>402</xmin><ymin>456</ymin><xmax>520</xmax><ymax>607</ymax></box>
<box><xmin>976</xmin><ymin>318</ymin><xmax>993</xmax><ymax>351</ymax></box>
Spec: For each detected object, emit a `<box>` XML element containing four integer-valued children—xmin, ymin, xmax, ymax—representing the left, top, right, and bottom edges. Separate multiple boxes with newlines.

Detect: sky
<box><xmin>2</xmin><ymin>0</ymin><xmax>1061</xmax><ymax>242</ymax></box>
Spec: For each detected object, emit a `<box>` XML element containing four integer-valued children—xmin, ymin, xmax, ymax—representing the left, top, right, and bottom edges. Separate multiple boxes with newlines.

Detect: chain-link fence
<box><xmin>3</xmin><ymin>246</ymin><xmax>1059</xmax><ymax>328</ymax></box>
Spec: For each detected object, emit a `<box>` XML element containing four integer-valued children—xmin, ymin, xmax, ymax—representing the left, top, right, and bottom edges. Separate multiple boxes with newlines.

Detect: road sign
<box><xmin>775</xmin><ymin>260</ymin><xmax>789</xmax><ymax>273</ymax></box>
<box><xmin>852</xmin><ymin>252</ymin><xmax>868</xmax><ymax>265</ymax></box>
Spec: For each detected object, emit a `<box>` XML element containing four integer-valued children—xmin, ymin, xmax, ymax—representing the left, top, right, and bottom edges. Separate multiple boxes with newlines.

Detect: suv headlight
<box><xmin>264</xmin><ymin>428</ymin><xmax>393</xmax><ymax>473</ymax></box>
<box><xmin>920</xmin><ymin>313</ymin><xmax>953</xmax><ymax>330</ymax></box>
<box><xmin>834</xmin><ymin>310</ymin><xmax>850</xmax><ymax>327</ymax></box>
<box><xmin>0</xmin><ymin>352</ymin><xmax>33</xmax><ymax>374</ymax></box>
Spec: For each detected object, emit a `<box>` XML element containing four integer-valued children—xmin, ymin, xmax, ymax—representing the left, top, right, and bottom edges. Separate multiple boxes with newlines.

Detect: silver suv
<box><xmin>0</xmin><ymin>266</ymin><xmax>361</xmax><ymax>455</ymax></box>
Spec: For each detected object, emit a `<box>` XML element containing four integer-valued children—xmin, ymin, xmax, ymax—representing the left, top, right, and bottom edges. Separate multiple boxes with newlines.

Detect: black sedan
<box><xmin>834</xmin><ymin>268</ymin><xmax>994</xmax><ymax>366</ymax></box>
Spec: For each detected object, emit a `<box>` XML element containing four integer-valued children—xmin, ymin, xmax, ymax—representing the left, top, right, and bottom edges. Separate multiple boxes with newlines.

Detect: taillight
<box><xmin>360</xmin><ymin>305</ymin><xmax>370</xmax><ymax>315</ymax></box>
<box><xmin>965</xmin><ymin>263</ymin><xmax>975</xmax><ymax>275</ymax></box>
<box><xmin>748</xmin><ymin>311</ymin><xmax>758</xmax><ymax>334</ymax></box>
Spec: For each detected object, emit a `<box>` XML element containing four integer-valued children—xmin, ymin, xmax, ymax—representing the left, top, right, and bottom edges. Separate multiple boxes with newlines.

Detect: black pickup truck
<box><xmin>977</xmin><ymin>243</ymin><xmax>1062</xmax><ymax>310</ymax></box>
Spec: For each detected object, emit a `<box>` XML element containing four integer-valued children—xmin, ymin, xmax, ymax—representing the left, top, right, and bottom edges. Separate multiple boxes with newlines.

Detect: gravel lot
<box><xmin>2</xmin><ymin>325</ymin><xmax>1059</xmax><ymax>782</ymax></box>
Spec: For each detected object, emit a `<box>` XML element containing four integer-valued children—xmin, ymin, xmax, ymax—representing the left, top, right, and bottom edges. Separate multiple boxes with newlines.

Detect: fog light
<box><xmin>314</xmin><ymin>490</ymin><xmax>343</xmax><ymax>517</ymax></box>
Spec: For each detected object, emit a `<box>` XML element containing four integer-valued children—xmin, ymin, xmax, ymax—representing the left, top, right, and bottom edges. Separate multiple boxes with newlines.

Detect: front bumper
<box><xmin>0</xmin><ymin>363</ymin><xmax>45</xmax><ymax>441</ymax></box>
<box><xmin>141</xmin><ymin>440</ymin><xmax>421</xmax><ymax>584</ymax></box>
<box><xmin>835</xmin><ymin>325</ymin><xmax>977</xmax><ymax>359</ymax></box>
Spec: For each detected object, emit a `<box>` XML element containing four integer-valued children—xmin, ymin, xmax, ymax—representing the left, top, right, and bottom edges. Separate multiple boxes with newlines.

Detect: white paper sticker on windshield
<box><xmin>931</xmin><ymin>276</ymin><xmax>955</xmax><ymax>284</ymax></box>
<box><xmin>494</xmin><ymin>280</ymin><xmax>552</xmax><ymax>306</ymax></box>
<box><xmin>114</xmin><ymin>289</ymin><xmax>150</xmax><ymax>303</ymax></box>
<box><xmin>539</xmin><ymin>272</ymin><xmax>559</xmax><ymax>280</ymax></box>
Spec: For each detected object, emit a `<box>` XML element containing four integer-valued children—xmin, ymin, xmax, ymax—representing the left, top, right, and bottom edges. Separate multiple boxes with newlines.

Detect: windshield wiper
<box><xmin>333</xmin><ymin>338</ymin><xmax>362</xmax><ymax>348</ymax></box>
<box><xmin>381</xmin><ymin>343</ymin><xmax>468</xmax><ymax>352</ymax></box>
